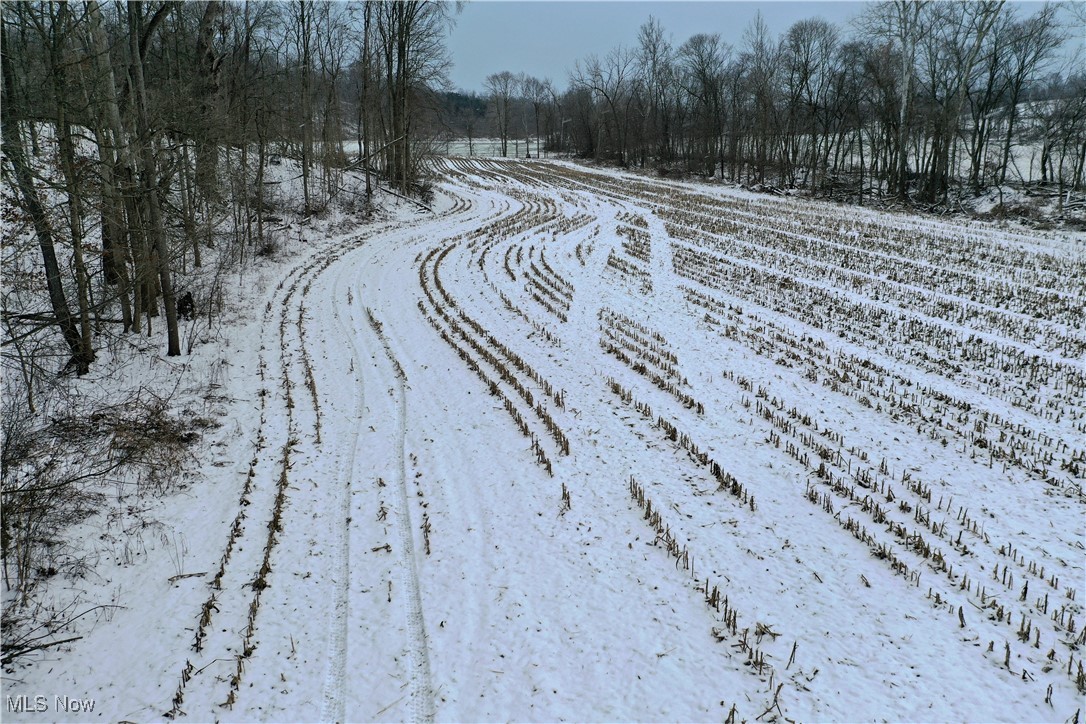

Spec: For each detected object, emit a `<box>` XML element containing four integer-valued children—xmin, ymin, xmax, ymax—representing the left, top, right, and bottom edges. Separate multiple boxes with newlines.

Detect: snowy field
<box><xmin>443</xmin><ymin>138</ymin><xmax>549</xmax><ymax>159</ymax></box>
<box><xmin>5</xmin><ymin>158</ymin><xmax>1084</xmax><ymax>722</ymax></box>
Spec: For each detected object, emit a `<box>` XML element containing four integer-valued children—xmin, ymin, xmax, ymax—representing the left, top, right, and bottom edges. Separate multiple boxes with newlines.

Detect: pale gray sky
<box><xmin>446</xmin><ymin>1</ymin><xmax>870</xmax><ymax>92</ymax></box>
<box><xmin>444</xmin><ymin>0</ymin><xmax>1081</xmax><ymax>94</ymax></box>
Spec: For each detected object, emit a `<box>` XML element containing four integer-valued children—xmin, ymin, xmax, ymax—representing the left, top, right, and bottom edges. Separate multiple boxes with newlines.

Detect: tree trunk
<box><xmin>1</xmin><ymin>23</ymin><xmax>88</xmax><ymax>373</ymax></box>
<box><xmin>194</xmin><ymin>1</ymin><xmax>224</xmax><ymax>199</ymax></box>
<box><xmin>998</xmin><ymin>88</ymin><xmax>1021</xmax><ymax>185</ymax></box>
<box><xmin>128</xmin><ymin>1</ymin><xmax>180</xmax><ymax>356</ymax></box>
<box><xmin>363</xmin><ymin>2</ymin><xmax>372</xmax><ymax>201</ymax></box>
<box><xmin>55</xmin><ymin>119</ymin><xmax>94</xmax><ymax>364</ymax></box>
<box><xmin>50</xmin><ymin>5</ymin><xmax>94</xmax><ymax>362</ymax></box>
<box><xmin>858</xmin><ymin>126</ymin><xmax>865</xmax><ymax>206</ymax></box>
<box><xmin>91</xmin><ymin>124</ymin><xmax>134</xmax><ymax>332</ymax></box>
<box><xmin>87</xmin><ymin>0</ymin><xmax>136</xmax><ymax>332</ymax></box>
<box><xmin>256</xmin><ymin>110</ymin><xmax>267</xmax><ymax>247</ymax></box>
<box><xmin>299</xmin><ymin>0</ymin><xmax>313</xmax><ymax>213</ymax></box>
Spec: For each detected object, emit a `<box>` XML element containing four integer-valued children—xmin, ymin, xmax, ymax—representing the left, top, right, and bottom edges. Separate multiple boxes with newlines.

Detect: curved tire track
<box><xmin>367</xmin><ymin>308</ymin><xmax>435</xmax><ymax>723</ymax></box>
<box><xmin>317</xmin><ymin>261</ymin><xmax>373</xmax><ymax>724</ymax></box>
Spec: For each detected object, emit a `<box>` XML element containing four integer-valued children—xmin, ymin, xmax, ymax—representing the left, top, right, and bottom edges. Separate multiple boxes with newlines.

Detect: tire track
<box><xmin>318</xmin><ymin>263</ymin><xmax>371</xmax><ymax>724</ymax></box>
<box><xmin>163</xmin><ymin>249</ymin><xmax>320</xmax><ymax>718</ymax></box>
<box><xmin>366</xmin><ymin>308</ymin><xmax>435</xmax><ymax>723</ymax></box>
<box><xmin>308</xmin><ymin>181</ymin><xmax>501</xmax><ymax>721</ymax></box>
<box><xmin>161</xmin><ymin>187</ymin><xmax>487</xmax><ymax>719</ymax></box>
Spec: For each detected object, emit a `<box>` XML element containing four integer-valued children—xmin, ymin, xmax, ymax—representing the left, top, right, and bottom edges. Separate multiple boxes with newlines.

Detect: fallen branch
<box><xmin>375</xmin><ymin>184</ymin><xmax>435</xmax><ymax>214</ymax></box>
<box><xmin>1</xmin><ymin>635</ymin><xmax>83</xmax><ymax>665</ymax></box>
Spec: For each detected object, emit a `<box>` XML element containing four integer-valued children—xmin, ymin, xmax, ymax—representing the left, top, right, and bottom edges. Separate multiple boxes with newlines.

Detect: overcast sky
<box><xmin>444</xmin><ymin>0</ymin><xmax>1081</xmax><ymax>94</ymax></box>
<box><xmin>445</xmin><ymin>1</ymin><xmax>868</xmax><ymax>93</ymax></box>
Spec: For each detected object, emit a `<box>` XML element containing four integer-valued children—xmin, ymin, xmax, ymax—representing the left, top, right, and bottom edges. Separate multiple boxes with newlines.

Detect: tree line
<box><xmin>1</xmin><ymin>1</ymin><xmax>456</xmax><ymax>382</ymax></box>
<box><xmin>477</xmin><ymin>1</ymin><xmax>1084</xmax><ymax>205</ymax></box>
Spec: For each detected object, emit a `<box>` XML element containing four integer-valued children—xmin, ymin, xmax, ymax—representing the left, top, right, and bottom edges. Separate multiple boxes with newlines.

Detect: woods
<box><xmin>1</xmin><ymin>1</ymin><xmax>453</xmax><ymax>376</ymax></box>
<box><xmin>1</xmin><ymin>0</ymin><xmax>454</xmax><ymax>617</ymax></box>
<box><xmin>478</xmin><ymin>2</ymin><xmax>1083</xmax><ymax>205</ymax></box>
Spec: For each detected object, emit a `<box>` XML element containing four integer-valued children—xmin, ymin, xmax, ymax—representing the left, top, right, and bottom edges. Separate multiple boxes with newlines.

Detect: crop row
<box><xmin>723</xmin><ymin>359</ymin><xmax>1076</xmax><ymax>612</ymax></box>
<box><xmin>682</xmin><ymin>285</ymin><xmax>1084</xmax><ymax>492</ymax></box>
<box><xmin>604</xmin><ymin>377</ymin><xmax>752</xmax><ymax>511</ymax></box>
<box><xmin>522</xmin><ymin>250</ymin><xmax>573</xmax><ymax>323</ymax></box>
<box><xmin>490</xmin><ymin>279</ymin><xmax>564</xmax><ymax>348</ymax></box>
<box><xmin>616</xmin><ymin>211</ymin><xmax>648</xmax><ymax>229</ymax></box>
<box><xmin>628</xmin><ymin>475</ymin><xmax>795</xmax><ymax>720</ymax></box>
<box><xmin>601</xmin><ymin>308</ymin><xmax>679</xmax><ymax>368</ymax></box>
<box><xmin>616</xmin><ymin>225</ymin><xmax>652</xmax><ymax>264</ymax></box>
<box><xmin>598</xmin><ymin>308</ymin><xmax>703</xmax><ymax>414</ymax></box>
<box><xmin>418</xmin><ymin>244</ymin><xmax>569</xmax><ymax>467</ymax></box>
<box><xmin>538</xmin><ymin>210</ymin><xmax>595</xmax><ymax>238</ymax></box>
<box><xmin>672</xmin><ymin>243</ymin><xmax>1085</xmax><ymax>432</ymax></box>
<box><xmin>665</xmin><ymin>218</ymin><xmax>1083</xmax><ymax>357</ymax></box>
<box><xmin>169</xmin><ymin>238</ymin><xmax>357</xmax><ymax>716</ymax></box>
<box><xmin>574</xmin><ymin>228</ymin><xmax>600</xmax><ymax>267</ymax></box>
<box><xmin>701</xmin><ymin>356</ymin><xmax>1083</xmax><ymax>696</ymax></box>
<box><xmin>535</xmin><ymin>249</ymin><xmax>575</xmax><ymax>297</ymax></box>
<box><xmin>525</xmin><ymin>163</ymin><xmax>1081</xmax><ymax>294</ymax></box>
<box><xmin>658</xmin><ymin>202</ymin><xmax>1084</xmax><ymax>326</ymax></box>
<box><xmin>605</xmin><ymin>249</ymin><xmax>653</xmax><ymax>295</ymax></box>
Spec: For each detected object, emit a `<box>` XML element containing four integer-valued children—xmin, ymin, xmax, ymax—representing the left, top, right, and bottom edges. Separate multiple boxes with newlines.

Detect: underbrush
<box><xmin>0</xmin><ymin>385</ymin><xmax>214</xmax><ymax>662</ymax></box>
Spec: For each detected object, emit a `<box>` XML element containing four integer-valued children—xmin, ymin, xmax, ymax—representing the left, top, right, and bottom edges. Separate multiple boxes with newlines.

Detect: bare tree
<box><xmin>997</xmin><ymin>4</ymin><xmax>1066</xmax><ymax>184</ymax></box>
<box><xmin>194</xmin><ymin>1</ymin><xmax>226</xmax><ymax>200</ymax></box>
<box><xmin>0</xmin><ymin>14</ymin><xmax>89</xmax><ymax>373</ymax></box>
<box><xmin>375</xmin><ymin>1</ymin><xmax>455</xmax><ymax>191</ymax></box>
<box><xmin>781</xmin><ymin>18</ymin><xmax>840</xmax><ymax>189</ymax></box>
<box><xmin>127</xmin><ymin>1</ymin><xmax>181</xmax><ymax>355</ymax></box>
<box><xmin>636</xmin><ymin>16</ymin><xmax>675</xmax><ymax>165</ymax></box>
<box><xmin>740</xmin><ymin>12</ymin><xmax>780</xmax><ymax>184</ymax></box>
<box><xmin>83</xmin><ymin>0</ymin><xmax>134</xmax><ymax>331</ymax></box>
<box><xmin>571</xmin><ymin>46</ymin><xmax>640</xmax><ymax>165</ymax></box>
<box><xmin>485</xmin><ymin>70</ymin><xmax>519</xmax><ymax>157</ymax></box>
<box><xmin>286</xmin><ymin>0</ymin><xmax>315</xmax><ymax>212</ymax></box>
<box><xmin>521</xmin><ymin>75</ymin><xmax>550</xmax><ymax>158</ymax></box>
<box><xmin>44</xmin><ymin>4</ymin><xmax>95</xmax><ymax>366</ymax></box>
<box><xmin>677</xmin><ymin>33</ymin><xmax>729</xmax><ymax>177</ymax></box>
<box><xmin>915</xmin><ymin>1</ymin><xmax>1004</xmax><ymax>203</ymax></box>
<box><xmin>860</xmin><ymin>0</ymin><xmax>930</xmax><ymax>200</ymax></box>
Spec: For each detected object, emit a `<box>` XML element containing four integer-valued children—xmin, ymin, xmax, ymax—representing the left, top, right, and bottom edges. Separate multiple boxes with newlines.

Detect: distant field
<box><xmin>441</xmin><ymin>137</ymin><xmax>549</xmax><ymax>158</ymax></box>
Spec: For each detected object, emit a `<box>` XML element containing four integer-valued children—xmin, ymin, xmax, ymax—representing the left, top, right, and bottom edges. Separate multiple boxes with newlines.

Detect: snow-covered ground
<box><xmin>3</xmin><ymin>158</ymin><xmax>1084</xmax><ymax>722</ymax></box>
<box><xmin>443</xmin><ymin>138</ymin><xmax>547</xmax><ymax>159</ymax></box>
